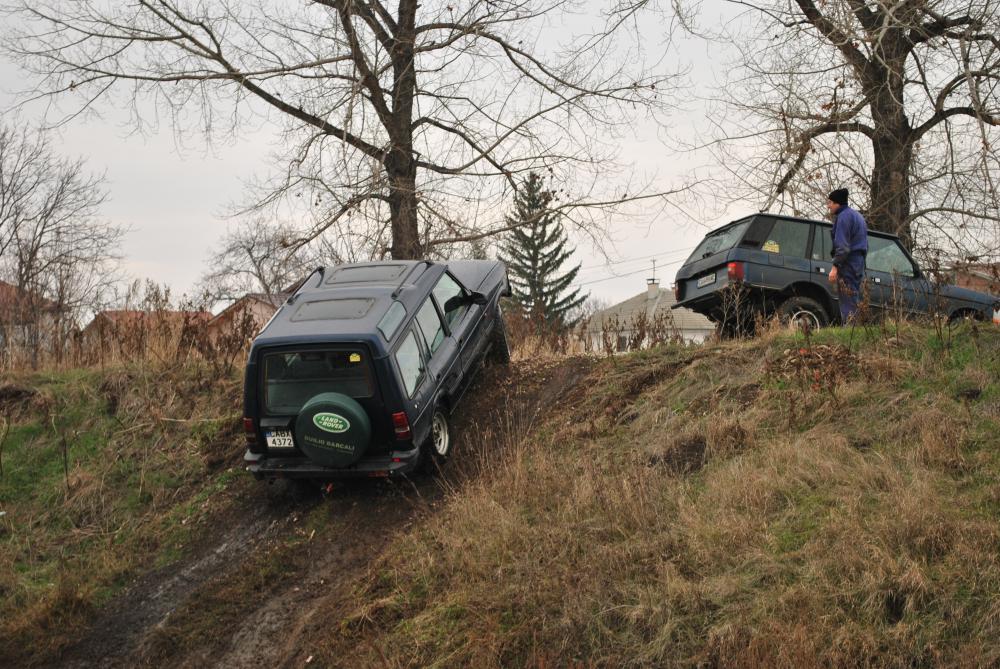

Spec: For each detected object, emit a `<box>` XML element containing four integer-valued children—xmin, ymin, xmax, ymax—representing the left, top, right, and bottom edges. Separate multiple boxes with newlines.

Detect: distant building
<box><xmin>0</xmin><ymin>280</ymin><xmax>65</xmax><ymax>352</ymax></box>
<box><xmin>207</xmin><ymin>293</ymin><xmax>289</xmax><ymax>339</ymax></box>
<box><xmin>587</xmin><ymin>278</ymin><xmax>714</xmax><ymax>351</ymax></box>
<box><xmin>949</xmin><ymin>263</ymin><xmax>1000</xmax><ymax>296</ymax></box>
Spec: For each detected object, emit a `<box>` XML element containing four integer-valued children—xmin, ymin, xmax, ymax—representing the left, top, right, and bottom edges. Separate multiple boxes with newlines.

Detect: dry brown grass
<box><xmin>316</xmin><ymin>325</ymin><xmax>1000</xmax><ymax>668</ymax></box>
<box><xmin>0</xmin><ymin>357</ymin><xmax>247</xmax><ymax>665</ymax></box>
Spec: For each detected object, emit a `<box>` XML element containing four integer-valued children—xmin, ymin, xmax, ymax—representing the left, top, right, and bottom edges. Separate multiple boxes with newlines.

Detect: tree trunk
<box><xmin>386</xmin><ymin>154</ymin><xmax>421</xmax><ymax>259</ymax></box>
<box><xmin>387</xmin><ymin>0</ymin><xmax>421</xmax><ymax>260</ymax></box>
<box><xmin>869</xmin><ymin>130</ymin><xmax>913</xmax><ymax>248</ymax></box>
<box><xmin>866</xmin><ymin>51</ymin><xmax>914</xmax><ymax>249</ymax></box>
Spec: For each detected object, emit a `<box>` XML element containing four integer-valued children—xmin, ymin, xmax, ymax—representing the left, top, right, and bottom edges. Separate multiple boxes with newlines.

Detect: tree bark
<box><xmin>869</xmin><ymin>129</ymin><xmax>913</xmax><ymax>248</ymax></box>
<box><xmin>386</xmin><ymin>0</ymin><xmax>421</xmax><ymax>260</ymax></box>
<box><xmin>386</xmin><ymin>149</ymin><xmax>421</xmax><ymax>259</ymax></box>
<box><xmin>866</xmin><ymin>45</ymin><xmax>914</xmax><ymax>248</ymax></box>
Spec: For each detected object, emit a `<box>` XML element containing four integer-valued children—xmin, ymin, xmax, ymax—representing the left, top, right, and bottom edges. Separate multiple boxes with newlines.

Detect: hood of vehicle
<box><xmin>937</xmin><ymin>282</ymin><xmax>999</xmax><ymax>306</ymax></box>
<box><xmin>446</xmin><ymin>259</ymin><xmax>500</xmax><ymax>291</ymax></box>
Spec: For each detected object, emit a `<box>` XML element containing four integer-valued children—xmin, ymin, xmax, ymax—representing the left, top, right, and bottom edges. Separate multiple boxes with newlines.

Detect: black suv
<box><xmin>242</xmin><ymin>260</ymin><xmax>511</xmax><ymax>481</ymax></box>
<box><xmin>673</xmin><ymin>213</ymin><xmax>998</xmax><ymax>331</ymax></box>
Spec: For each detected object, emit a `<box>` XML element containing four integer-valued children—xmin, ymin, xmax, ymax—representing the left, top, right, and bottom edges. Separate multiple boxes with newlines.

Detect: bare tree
<box><xmin>198</xmin><ymin>218</ymin><xmax>318</xmax><ymax>300</ymax></box>
<box><xmin>5</xmin><ymin>0</ymin><xmax>683</xmax><ymax>260</ymax></box>
<box><xmin>0</xmin><ymin>123</ymin><xmax>120</xmax><ymax>365</ymax></box>
<box><xmin>699</xmin><ymin>0</ymin><xmax>1000</xmax><ymax>255</ymax></box>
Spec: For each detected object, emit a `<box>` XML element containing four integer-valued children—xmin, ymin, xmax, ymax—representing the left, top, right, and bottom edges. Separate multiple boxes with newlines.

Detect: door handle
<box><xmin>816</xmin><ymin>267</ymin><xmax>826</xmax><ymax>274</ymax></box>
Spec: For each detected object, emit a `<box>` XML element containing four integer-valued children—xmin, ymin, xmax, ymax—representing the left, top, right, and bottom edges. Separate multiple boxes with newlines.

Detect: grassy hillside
<box><xmin>2</xmin><ymin>322</ymin><xmax>999</xmax><ymax>667</ymax></box>
<box><xmin>0</xmin><ymin>362</ymin><xmax>247</xmax><ymax>665</ymax></box>
<box><xmin>312</xmin><ymin>322</ymin><xmax>1000</xmax><ymax>667</ymax></box>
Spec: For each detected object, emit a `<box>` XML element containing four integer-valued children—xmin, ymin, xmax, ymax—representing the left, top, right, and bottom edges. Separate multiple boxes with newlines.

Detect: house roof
<box><xmin>588</xmin><ymin>284</ymin><xmax>714</xmax><ymax>333</ymax></box>
<box><xmin>245</xmin><ymin>292</ymin><xmax>291</xmax><ymax>309</ymax></box>
<box><xmin>0</xmin><ymin>280</ymin><xmax>61</xmax><ymax>313</ymax></box>
<box><xmin>208</xmin><ymin>292</ymin><xmax>291</xmax><ymax>326</ymax></box>
<box><xmin>951</xmin><ymin>262</ymin><xmax>1000</xmax><ymax>283</ymax></box>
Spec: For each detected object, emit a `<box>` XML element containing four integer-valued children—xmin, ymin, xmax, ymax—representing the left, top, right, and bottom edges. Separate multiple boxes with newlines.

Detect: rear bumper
<box><xmin>244</xmin><ymin>446</ymin><xmax>420</xmax><ymax>480</ymax></box>
<box><xmin>673</xmin><ymin>292</ymin><xmax>720</xmax><ymax>314</ymax></box>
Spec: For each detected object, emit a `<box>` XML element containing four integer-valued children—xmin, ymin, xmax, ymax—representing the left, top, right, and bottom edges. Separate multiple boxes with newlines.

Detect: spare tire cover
<box><xmin>295</xmin><ymin>392</ymin><xmax>372</xmax><ymax>468</ymax></box>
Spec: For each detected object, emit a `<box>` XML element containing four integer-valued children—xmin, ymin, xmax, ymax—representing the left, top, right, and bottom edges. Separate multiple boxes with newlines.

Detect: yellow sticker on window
<box><xmin>763</xmin><ymin>240</ymin><xmax>780</xmax><ymax>253</ymax></box>
<box><xmin>349</xmin><ymin>353</ymin><xmax>361</xmax><ymax>363</ymax></box>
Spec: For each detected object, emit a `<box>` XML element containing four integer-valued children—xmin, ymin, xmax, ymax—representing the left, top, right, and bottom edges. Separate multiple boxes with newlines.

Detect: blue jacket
<box><xmin>831</xmin><ymin>205</ymin><xmax>868</xmax><ymax>268</ymax></box>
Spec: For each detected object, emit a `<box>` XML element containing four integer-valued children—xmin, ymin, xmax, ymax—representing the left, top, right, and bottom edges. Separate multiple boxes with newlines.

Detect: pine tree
<box><xmin>500</xmin><ymin>172</ymin><xmax>587</xmax><ymax>330</ymax></box>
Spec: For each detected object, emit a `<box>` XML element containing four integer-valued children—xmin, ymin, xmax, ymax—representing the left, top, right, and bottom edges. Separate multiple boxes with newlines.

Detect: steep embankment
<box><xmin>0</xmin><ymin>355</ymin><xmax>589</xmax><ymax>668</ymax></box>
<box><xmin>312</xmin><ymin>324</ymin><xmax>1000</xmax><ymax>668</ymax></box>
<box><xmin>3</xmin><ymin>323</ymin><xmax>1000</xmax><ymax>667</ymax></box>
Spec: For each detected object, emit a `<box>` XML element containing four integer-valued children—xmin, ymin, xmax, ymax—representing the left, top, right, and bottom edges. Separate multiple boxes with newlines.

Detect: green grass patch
<box><xmin>0</xmin><ymin>362</ymin><xmax>245</xmax><ymax>666</ymax></box>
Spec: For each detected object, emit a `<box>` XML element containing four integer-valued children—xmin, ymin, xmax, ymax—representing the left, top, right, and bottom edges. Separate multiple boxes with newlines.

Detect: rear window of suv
<box><xmin>263</xmin><ymin>350</ymin><xmax>373</xmax><ymax>414</ymax></box>
<box><xmin>686</xmin><ymin>220</ymin><xmax>750</xmax><ymax>262</ymax></box>
<box><xmin>759</xmin><ymin>219</ymin><xmax>810</xmax><ymax>258</ymax></box>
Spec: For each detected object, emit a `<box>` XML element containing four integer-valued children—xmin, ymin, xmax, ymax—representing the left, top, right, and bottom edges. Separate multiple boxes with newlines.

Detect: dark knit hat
<box><xmin>828</xmin><ymin>188</ymin><xmax>848</xmax><ymax>205</ymax></box>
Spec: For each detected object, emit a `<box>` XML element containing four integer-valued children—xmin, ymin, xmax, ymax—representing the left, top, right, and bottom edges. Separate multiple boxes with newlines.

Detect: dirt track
<box><xmin>51</xmin><ymin>357</ymin><xmax>591</xmax><ymax>668</ymax></box>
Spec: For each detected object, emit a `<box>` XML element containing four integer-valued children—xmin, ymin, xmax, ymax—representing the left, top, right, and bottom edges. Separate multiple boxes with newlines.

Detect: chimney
<box><xmin>646</xmin><ymin>277</ymin><xmax>659</xmax><ymax>301</ymax></box>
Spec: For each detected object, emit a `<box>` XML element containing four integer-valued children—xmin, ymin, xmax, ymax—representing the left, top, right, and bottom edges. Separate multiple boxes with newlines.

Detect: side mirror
<box><xmin>469</xmin><ymin>291</ymin><xmax>488</xmax><ymax>306</ymax></box>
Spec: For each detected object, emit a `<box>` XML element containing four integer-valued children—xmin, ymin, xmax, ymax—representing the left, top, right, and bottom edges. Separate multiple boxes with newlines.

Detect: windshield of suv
<box><xmin>263</xmin><ymin>350</ymin><xmax>373</xmax><ymax>414</ymax></box>
<box><xmin>686</xmin><ymin>221</ymin><xmax>751</xmax><ymax>263</ymax></box>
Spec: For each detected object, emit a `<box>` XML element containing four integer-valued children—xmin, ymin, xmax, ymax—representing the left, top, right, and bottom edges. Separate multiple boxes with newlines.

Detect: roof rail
<box><xmin>286</xmin><ymin>266</ymin><xmax>325</xmax><ymax>304</ymax></box>
<box><xmin>392</xmin><ymin>260</ymin><xmax>433</xmax><ymax>299</ymax></box>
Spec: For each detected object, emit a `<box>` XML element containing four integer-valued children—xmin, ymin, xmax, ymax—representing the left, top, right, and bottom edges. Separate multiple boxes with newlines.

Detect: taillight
<box><xmin>392</xmin><ymin>412</ymin><xmax>412</xmax><ymax>440</ymax></box>
<box><xmin>727</xmin><ymin>261</ymin><xmax>745</xmax><ymax>282</ymax></box>
<box><xmin>243</xmin><ymin>417</ymin><xmax>256</xmax><ymax>445</ymax></box>
<box><xmin>673</xmin><ymin>282</ymin><xmax>682</xmax><ymax>301</ymax></box>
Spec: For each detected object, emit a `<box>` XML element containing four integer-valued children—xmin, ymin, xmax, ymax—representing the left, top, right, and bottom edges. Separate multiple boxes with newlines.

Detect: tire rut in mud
<box><xmin>52</xmin><ymin>357</ymin><xmax>592</xmax><ymax>668</ymax></box>
<box><xmin>55</xmin><ymin>492</ymin><xmax>317</xmax><ymax>669</ymax></box>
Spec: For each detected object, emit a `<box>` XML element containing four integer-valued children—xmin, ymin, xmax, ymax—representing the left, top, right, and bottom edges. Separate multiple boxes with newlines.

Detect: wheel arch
<box><xmin>948</xmin><ymin>306</ymin><xmax>986</xmax><ymax>322</ymax></box>
<box><xmin>780</xmin><ymin>282</ymin><xmax>837</xmax><ymax>320</ymax></box>
<box><xmin>433</xmin><ymin>391</ymin><xmax>453</xmax><ymax>416</ymax></box>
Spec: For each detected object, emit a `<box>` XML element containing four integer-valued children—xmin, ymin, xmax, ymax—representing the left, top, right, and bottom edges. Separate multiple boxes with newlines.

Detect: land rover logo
<box><xmin>313</xmin><ymin>412</ymin><xmax>351</xmax><ymax>434</ymax></box>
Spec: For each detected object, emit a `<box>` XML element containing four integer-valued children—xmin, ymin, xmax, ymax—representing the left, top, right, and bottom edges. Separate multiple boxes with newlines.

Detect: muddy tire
<box><xmin>948</xmin><ymin>309</ymin><xmax>983</xmax><ymax>324</ymax></box>
<box><xmin>420</xmin><ymin>408</ymin><xmax>453</xmax><ymax>474</ymax></box>
<box><xmin>488</xmin><ymin>309</ymin><xmax>511</xmax><ymax>365</ymax></box>
<box><xmin>294</xmin><ymin>392</ymin><xmax>371</xmax><ymax>468</ymax></box>
<box><xmin>778</xmin><ymin>296</ymin><xmax>829</xmax><ymax>330</ymax></box>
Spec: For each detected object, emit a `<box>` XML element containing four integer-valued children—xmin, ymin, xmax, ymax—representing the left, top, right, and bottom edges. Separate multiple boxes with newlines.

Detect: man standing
<box><xmin>826</xmin><ymin>188</ymin><xmax>868</xmax><ymax>323</ymax></box>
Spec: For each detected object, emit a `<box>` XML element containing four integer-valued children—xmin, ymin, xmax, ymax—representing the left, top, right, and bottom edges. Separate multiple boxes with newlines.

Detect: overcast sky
<box><xmin>0</xmin><ymin>1</ymin><xmax>745</xmax><ymax>308</ymax></box>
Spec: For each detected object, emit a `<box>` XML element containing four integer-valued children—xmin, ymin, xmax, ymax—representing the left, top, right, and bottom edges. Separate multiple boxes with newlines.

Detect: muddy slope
<box><xmin>50</xmin><ymin>357</ymin><xmax>590</xmax><ymax>668</ymax></box>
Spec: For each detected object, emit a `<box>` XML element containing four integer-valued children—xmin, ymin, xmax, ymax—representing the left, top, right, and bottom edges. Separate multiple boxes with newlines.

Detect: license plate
<box><xmin>697</xmin><ymin>273</ymin><xmax>716</xmax><ymax>288</ymax></box>
<box><xmin>265</xmin><ymin>430</ymin><xmax>295</xmax><ymax>449</ymax></box>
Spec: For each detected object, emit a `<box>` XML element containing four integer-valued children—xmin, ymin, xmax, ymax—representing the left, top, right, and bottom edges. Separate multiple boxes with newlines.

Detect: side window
<box><xmin>811</xmin><ymin>225</ymin><xmax>832</xmax><ymax>261</ymax></box>
<box><xmin>377</xmin><ymin>301</ymin><xmax>406</xmax><ymax>340</ymax></box>
<box><xmin>739</xmin><ymin>217</ymin><xmax>775</xmax><ymax>249</ymax></box>
<box><xmin>867</xmin><ymin>237</ymin><xmax>915</xmax><ymax>277</ymax></box>
<box><xmin>415</xmin><ymin>299</ymin><xmax>446</xmax><ymax>354</ymax></box>
<box><xmin>432</xmin><ymin>273</ymin><xmax>468</xmax><ymax>328</ymax></box>
<box><xmin>761</xmin><ymin>220</ymin><xmax>810</xmax><ymax>258</ymax></box>
<box><xmin>394</xmin><ymin>329</ymin><xmax>426</xmax><ymax>398</ymax></box>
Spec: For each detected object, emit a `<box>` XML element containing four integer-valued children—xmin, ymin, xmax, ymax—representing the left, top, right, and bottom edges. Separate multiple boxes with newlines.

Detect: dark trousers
<box><xmin>837</xmin><ymin>253</ymin><xmax>866</xmax><ymax>323</ymax></box>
